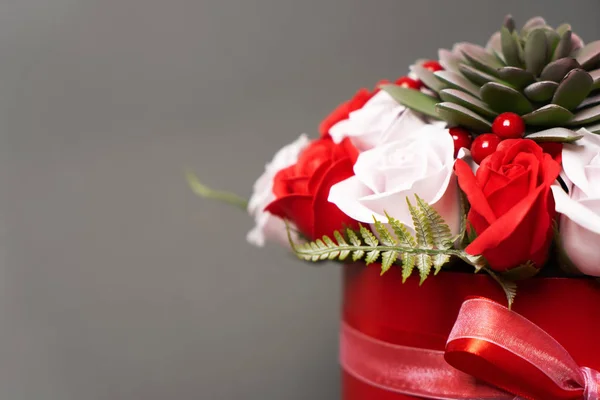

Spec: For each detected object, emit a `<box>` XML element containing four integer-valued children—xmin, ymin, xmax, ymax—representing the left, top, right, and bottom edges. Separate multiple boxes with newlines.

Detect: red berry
<box><xmin>492</xmin><ymin>112</ymin><xmax>525</xmax><ymax>139</ymax></box>
<box><xmin>396</xmin><ymin>76</ymin><xmax>423</xmax><ymax>90</ymax></box>
<box><xmin>449</xmin><ymin>127</ymin><xmax>472</xmax><ymax>158</ymax></box>
<box><xmin>422</xmin><ymin>60</ymin><xmax>443</xmax><ymax>72</ymax></box>
<box><xmin>471</xmin><ymin>133</ymin><xmax>501</xmax><ymax>165</ymax></box>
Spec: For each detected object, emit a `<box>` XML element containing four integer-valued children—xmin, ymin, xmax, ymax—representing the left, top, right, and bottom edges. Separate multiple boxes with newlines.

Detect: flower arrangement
<box><xmin>190</xmin><ymin>15</ymin><xmax>600</xmax><ymax>400</ymax></box>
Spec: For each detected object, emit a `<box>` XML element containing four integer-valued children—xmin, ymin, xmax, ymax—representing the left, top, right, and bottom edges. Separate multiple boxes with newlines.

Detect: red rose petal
<box><xmin>455</xmin><ymin>159</ymin><xmax>497</xmax><ymax>224</ymax></box>
<box><xmin>265</xmin><ymin>194</ymin><xmax>315</xmax><ymax>239</ymax></box>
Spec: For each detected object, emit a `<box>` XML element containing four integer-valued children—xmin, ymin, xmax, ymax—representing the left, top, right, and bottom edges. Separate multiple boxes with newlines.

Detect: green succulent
<box><xmin>384</xmin><ymin>15</ymin><xmax>600</xmax><ymax>140</ymax></box>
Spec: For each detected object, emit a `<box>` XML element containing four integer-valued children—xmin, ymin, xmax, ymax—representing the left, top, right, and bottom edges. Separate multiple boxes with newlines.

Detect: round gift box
<box><xmin>341</xmin><ymin>263</ymin><xmax>600</xmax><ymax>400</ymax></box>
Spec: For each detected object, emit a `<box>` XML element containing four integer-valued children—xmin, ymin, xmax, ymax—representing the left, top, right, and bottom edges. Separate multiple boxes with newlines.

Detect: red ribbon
<box><xmin>340</xmin><ymin>297</ymin><xmax>600</xmax><ymax>400</ymax></box>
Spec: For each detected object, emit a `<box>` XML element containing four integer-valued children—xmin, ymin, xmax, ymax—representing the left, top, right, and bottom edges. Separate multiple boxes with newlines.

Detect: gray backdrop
<box><xmin>2</xmin><ymin>1</ymin><xmax>598</xmax><ymax>399</ymax></box>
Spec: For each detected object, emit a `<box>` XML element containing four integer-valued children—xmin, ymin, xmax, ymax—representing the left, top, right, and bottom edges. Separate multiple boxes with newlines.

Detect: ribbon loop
<box><xmin>582</xmin><ymin>367</ymin><xmax>600</xmax><ymax>400</ymax></box>
<box><xmin>341</xmin><ymin>297</ymin><xmax>596</xmax><ymax>399</ymax></box>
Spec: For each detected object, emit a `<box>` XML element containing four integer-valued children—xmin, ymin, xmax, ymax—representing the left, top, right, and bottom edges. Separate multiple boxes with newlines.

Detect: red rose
<box><xmin>455</xmin><ymin>139</ymin><xmax>561</xmax><ymax>271</ymax></box>
<box><xmin>266</xmin><ymin>137</ymin><xmax>360</xmax><ymax>239</ymax></box>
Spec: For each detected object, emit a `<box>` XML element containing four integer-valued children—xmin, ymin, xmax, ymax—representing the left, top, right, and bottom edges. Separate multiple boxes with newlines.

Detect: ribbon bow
<box><xmin>341</xmin><ymin>298</ymin><xmax>600</xmax><ymax>400</ymax></box>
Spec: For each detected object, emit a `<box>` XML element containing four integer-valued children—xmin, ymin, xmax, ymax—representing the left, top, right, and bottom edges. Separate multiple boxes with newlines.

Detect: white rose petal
<box><xmin>328</xmin><ymin>123</ymin><xmax>461</xmax><ymax>235</ymax></box>
<box><xmin>553</xmin><ymin>128</ymin><xmax>600</xmax><ymax>276</ymax></box>
<box><xmin>329</xmin><ymin>90</ymin><xmax>428</xmax><ymax>151</ymax></box>
<box><xmin>246</xmin><ymin>134</ymin><xmax>309</xmax><ymax>247</ymax></box>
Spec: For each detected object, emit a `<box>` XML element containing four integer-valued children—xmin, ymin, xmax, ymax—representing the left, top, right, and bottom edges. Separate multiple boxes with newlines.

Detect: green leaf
<box><xmin>575</xmin><ymin>40</ymin><xmax>600</xmax><ymax>70</ymax></box>
<box><xmin>552</xmin><ymin>30</ymin><xmax>573</xmax><ymax>61</ymax></box>
<box><xmin>385</xmin><ymin>212</ymin><xmax>417</xmax><ymax>248</ymax></box>
<box><xmin>433</xmin><ymin>254</ymin><xmax>451</xmax><ymax>275</ymax></box>
<box><xmin>545</xmin><ymin>30</ymin><xmax>561</xmax><ymax>59</ymax></box>
<box><xmin>522</xmin><ymin>105</ymin><xmax>574</xmax><ymax>127</ymax></box>
<box><xmin>501</xmin><ymin>261</ymin><xmax>540</xmax><ymax>280</ymax></box>
<box><xmin>501</xmin><ymin>26</ymin><xmax>522</xmax><ymax>67</ymax></box>
<box><xmin>497</xmin><ymin>67</ymin><xmax>535</xmax><ymax>89</ymax></box>
<box><xmin>540</xmin><ymin>57</ymin><xmax>580</xmax><ymax>83</ymax></box>
<box><xmin>524</xmin><ymin>29</ymin><xmax>548</xmax><ymax>76</ymax></box>
<box><xmin>406</xmin><ymin>197</ymin><xmax>433</xmax><ymax>249</ymax></box>
<box><xmin>380</xmin><ymin>84</ymin><xmax>439</xmax><ymax>118</ymax></box>
<box><xmin>439</xmin><ymin>89</ymin><xmax>498</xmax><ymax>119</ymax></box>
<box><xmin>459</xmin><ymin>43</ymin><xmax>504</xmax><ymax>76</ymax></box>
<box><xmin>365</xmin><ymin>249</ymin><xmax>380</xmax><ymax>265</ymax></box>
<box><xmin>521</xmin><ymin>16</ymin><xmax>547</xmax><ymax>37</ymax></box>
<box><xmin>484</xmin><ymin>267</ymin><xmax>518</xmax><ymax>309</ymax></box>
<box><xmin>359</xmin><ymin>224</ymin><xmax>378</xmax><ymax>247</ymax></box>
<box><xmin>590</xmin><ymin>68</ymin><xmax>600</xmax><ymax>90</ymax></box>
<box><xmin>333</xmin><ymin>231</ymin><xmax>350</xmax><ymax>261</ymax></box>
<box><xmin>410</xmin><ymin>64</ymin><xmax>446</xmax><ymax>93</ymax></box>
<box><xmin>415</xmin><ymin>194</ymin><xmax>453</xmax><ymax>250</ymax></box>
<box><xmin>480</xmin><ymin>82</ymin><xmax>534</xmax><ymax>115</ymax></box>
<box><xmin>415</xmin><ymin>253</ymin><xmax>433</xmax><ymax>285</ymax></box>
<box><xmin>552</xmin><ymin>69</ymin><xmax>593</xmax><ymax>111</ymax></box>
<box><xmin>523</xmin><ymin>81</ymin><xmax>558</xmax><ymax>102</ymax></box>
<box><xmin>569</xmin><ymin>104</ymin><xmax>600</xmax><ymax>126</ymax></box>
<box><xmin>577</xmin><ymin>93</ymin><xmax>600</xmax><ymax>109</ymax></box>
<box><xmin>380</xmin><ymin>251</ymin><xmax>398</xmax><ymax>275</ymax></box>
<box><xmin>434</xmin><ymin>70</ymin><xmax>481</xmax><ymax>98</ymax></box>
<box><xmin>401</xmin><ymin>254</ymin><xmax>416</xmax><ymax>283</ymax></box>
<box><xmin>459</xmin><ymin>64</ymin><xmax>501</xmax><ymax>86</ymax></box>
<box><xmin>347</xmin><ymin>229</ymin><xmax>361</xmax><ymax>246</ymax></box>
<box><xmin>186</xmin><ymin>171</ymin><xmax>249</xmax><ymax>210</ymax></box>
<box><xmin>525</xmin><ymin>127</ymin><xmax>582</xmax><ymax>143</ymax></box>
<box><xmin>438</xmin><ymin>49</ymin><xmax>463</xmax><ymax>73</ymax></box>
<box><xmin>372</xmin><ymin>217</ymin><xmax>396</xmax><ymax>246</ymax></box>
<box><xmin>435</xmin><ymin>102</ymin><xmax>492</xmax><ymax>133</ymax></box>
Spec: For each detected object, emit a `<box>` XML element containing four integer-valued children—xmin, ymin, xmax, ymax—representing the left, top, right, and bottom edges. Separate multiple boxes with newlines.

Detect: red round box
<box><xmin>342</xmin><ymin>263</ymin><xmax>600</xmax><ymax>400</ymax></box>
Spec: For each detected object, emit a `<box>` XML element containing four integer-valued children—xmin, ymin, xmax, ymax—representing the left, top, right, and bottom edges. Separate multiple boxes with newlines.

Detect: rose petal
<box><xmin>328</xmin><ymin>176</ymin><xmax>379</xmax><ymax>222</ymax></box>
<box><xmin>313</xmin><ymin>159</ymin><xmax>359</xmax><ymax>237</ymax></box>
<box><xmin>552</xmin><ymin>185</ymin><xmax>600</xmax><ymax>235</ymax></box>
<box><xmin>455</xmin><ymin>159</ymin><xmax>497</xmax><ymax>224</ymax></box>
<box><xmin>265</xmin><ymin>194</ymin><xmax>314</xmax><ymax>239</ymax></box>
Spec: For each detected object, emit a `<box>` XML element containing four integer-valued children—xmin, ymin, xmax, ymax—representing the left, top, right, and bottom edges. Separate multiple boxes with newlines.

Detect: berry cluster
<box><xmin>402</xmin><ymin>60</ymin><xmax>526</xmax><ymax>165</ymax></box>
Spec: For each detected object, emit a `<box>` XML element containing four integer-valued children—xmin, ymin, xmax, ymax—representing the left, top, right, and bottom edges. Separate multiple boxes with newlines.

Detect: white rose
<box><xmin>328</xmin><ymin>90</ymin><xmax>429</xmax><ymax>152</ymax></box>
<box><xmin>247</xmin><ymin>134</ymin><xmax>310</xmax><ymax>246</ymax></box>
<box><xmin>328</xmin><ymin>124</ymin><xmax>460</xmax><ymax>235</ymax></box>
<box><xmin>551</xmin><ymin>128</ymin><xmax>600</xmax><ymax>276</ymax></box>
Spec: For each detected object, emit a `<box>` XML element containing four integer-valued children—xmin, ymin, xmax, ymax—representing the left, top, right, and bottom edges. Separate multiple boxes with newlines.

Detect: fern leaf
<box><xmin>385</xmin><ymin>212</ymin><xmax>417</xmax><ymax>248</ymax></box>
<box><xmin>407</xmin><ymin>197</ymin><xmax>433</xmax><ymax>248</ymax></box>
<box><xmin>415</xmin><ymin>195</ymin><xmax>453</xmax><ymax>250</ymax></box>
<box><xmin>401</xmin><ymin>253</ymin><xmax>416</xmax><ymax>283</ymax></box>
<box><xmin>352</xmin><ymin>249</ymin><xmax>365</xmax><ymax>262</ymax></box>
<box><xmin>347</xmin><ymin>229</ymin><xmax>361</xmax><ymax>246</ymax></box>
<box><xmin>433</xmin><ymin>254</ymin><xmax>450</xmax><ymax>274</ymax></box>
<box><xmin>380</xmin><ymin>251</ymin><xmax>398</xmax><ymax>275</ymax></box>
<box><xmin>415</xmin><ymin>254</ymin><xmax>433</xmax><ymax>285</ymax></box>
<box><xmin>323</xmin><ymin>236</ymin><xmax>335</xmax><ymax>248</ymax></box>
<box><xmin>372</xmin><ymin>217</ymin><xmax>396</xmax><ymax>246</ymax></box>
<box><xmin>360</xmin><ymin>224</ymin><xmax>379</xmax><ymax>247</ymax></box>
<box><xmin>484</xmin><ymin>267</ymin><xmax>517</xmax><ymax>309</ymax></box>
<box><xmin>334</xmin><ymin>231</ymin><xmax>347</xmax><ymax>246</ymax></box>
<box><xmin>365</xmin><ymin>250</ymin><xmax>380</xmax><ymax>265</ymax></box>
<box><xmin>333</xmin><ymin>231</ymin><xmax>350</xmax><ymax>261</ymax></box>
<box><xmin>315</xmin><ymin>239</ymin><xmax>327</xmax><ymax>249</ymax></box>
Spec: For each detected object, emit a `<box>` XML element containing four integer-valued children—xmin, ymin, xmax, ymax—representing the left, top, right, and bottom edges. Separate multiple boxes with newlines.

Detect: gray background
<box><xmin>1</xmin><ymin>1</ymin><xmax>598</xmax><ymax>399</ymax></box>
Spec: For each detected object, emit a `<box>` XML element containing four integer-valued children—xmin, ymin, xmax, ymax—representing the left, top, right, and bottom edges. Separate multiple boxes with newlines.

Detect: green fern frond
<box><xmin>372</xmin><ymin>217</ymin><xmax>397</xmax><ymax>246</ymax></box>
<box><xmin>385</xmin><ymin>211</ymin><xmax>416</xmax><ymax>248</ymax></box>
<box><xmin>286</xmin><ymin>198</ymin><xmax>487</xmax><ymax>285</ymax></box>
<box><xmin>484</xmin><ymin>267</ymin><xmax>517</xmax><ymax>309</ymax></box>
<box><xmin>415</xmin><ymin>195</ymin><xmax>452</xmax><ymax>250</ymax></box>
<box><xmin>359</xmin><ymin>224</ymin><xmax>378</xmax><ymax>247</ymax></box>
<box><xmin>407</xmin><ymin>197</ymin><xmax>433</xmax><ymax>248</ymax></box>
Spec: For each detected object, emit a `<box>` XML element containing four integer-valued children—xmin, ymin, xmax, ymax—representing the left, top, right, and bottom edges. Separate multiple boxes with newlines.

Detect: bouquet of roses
<box><xmin>190</xmin><ymin>16</ymin><xmax>600</xmax><ymax>400</ymax></box>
